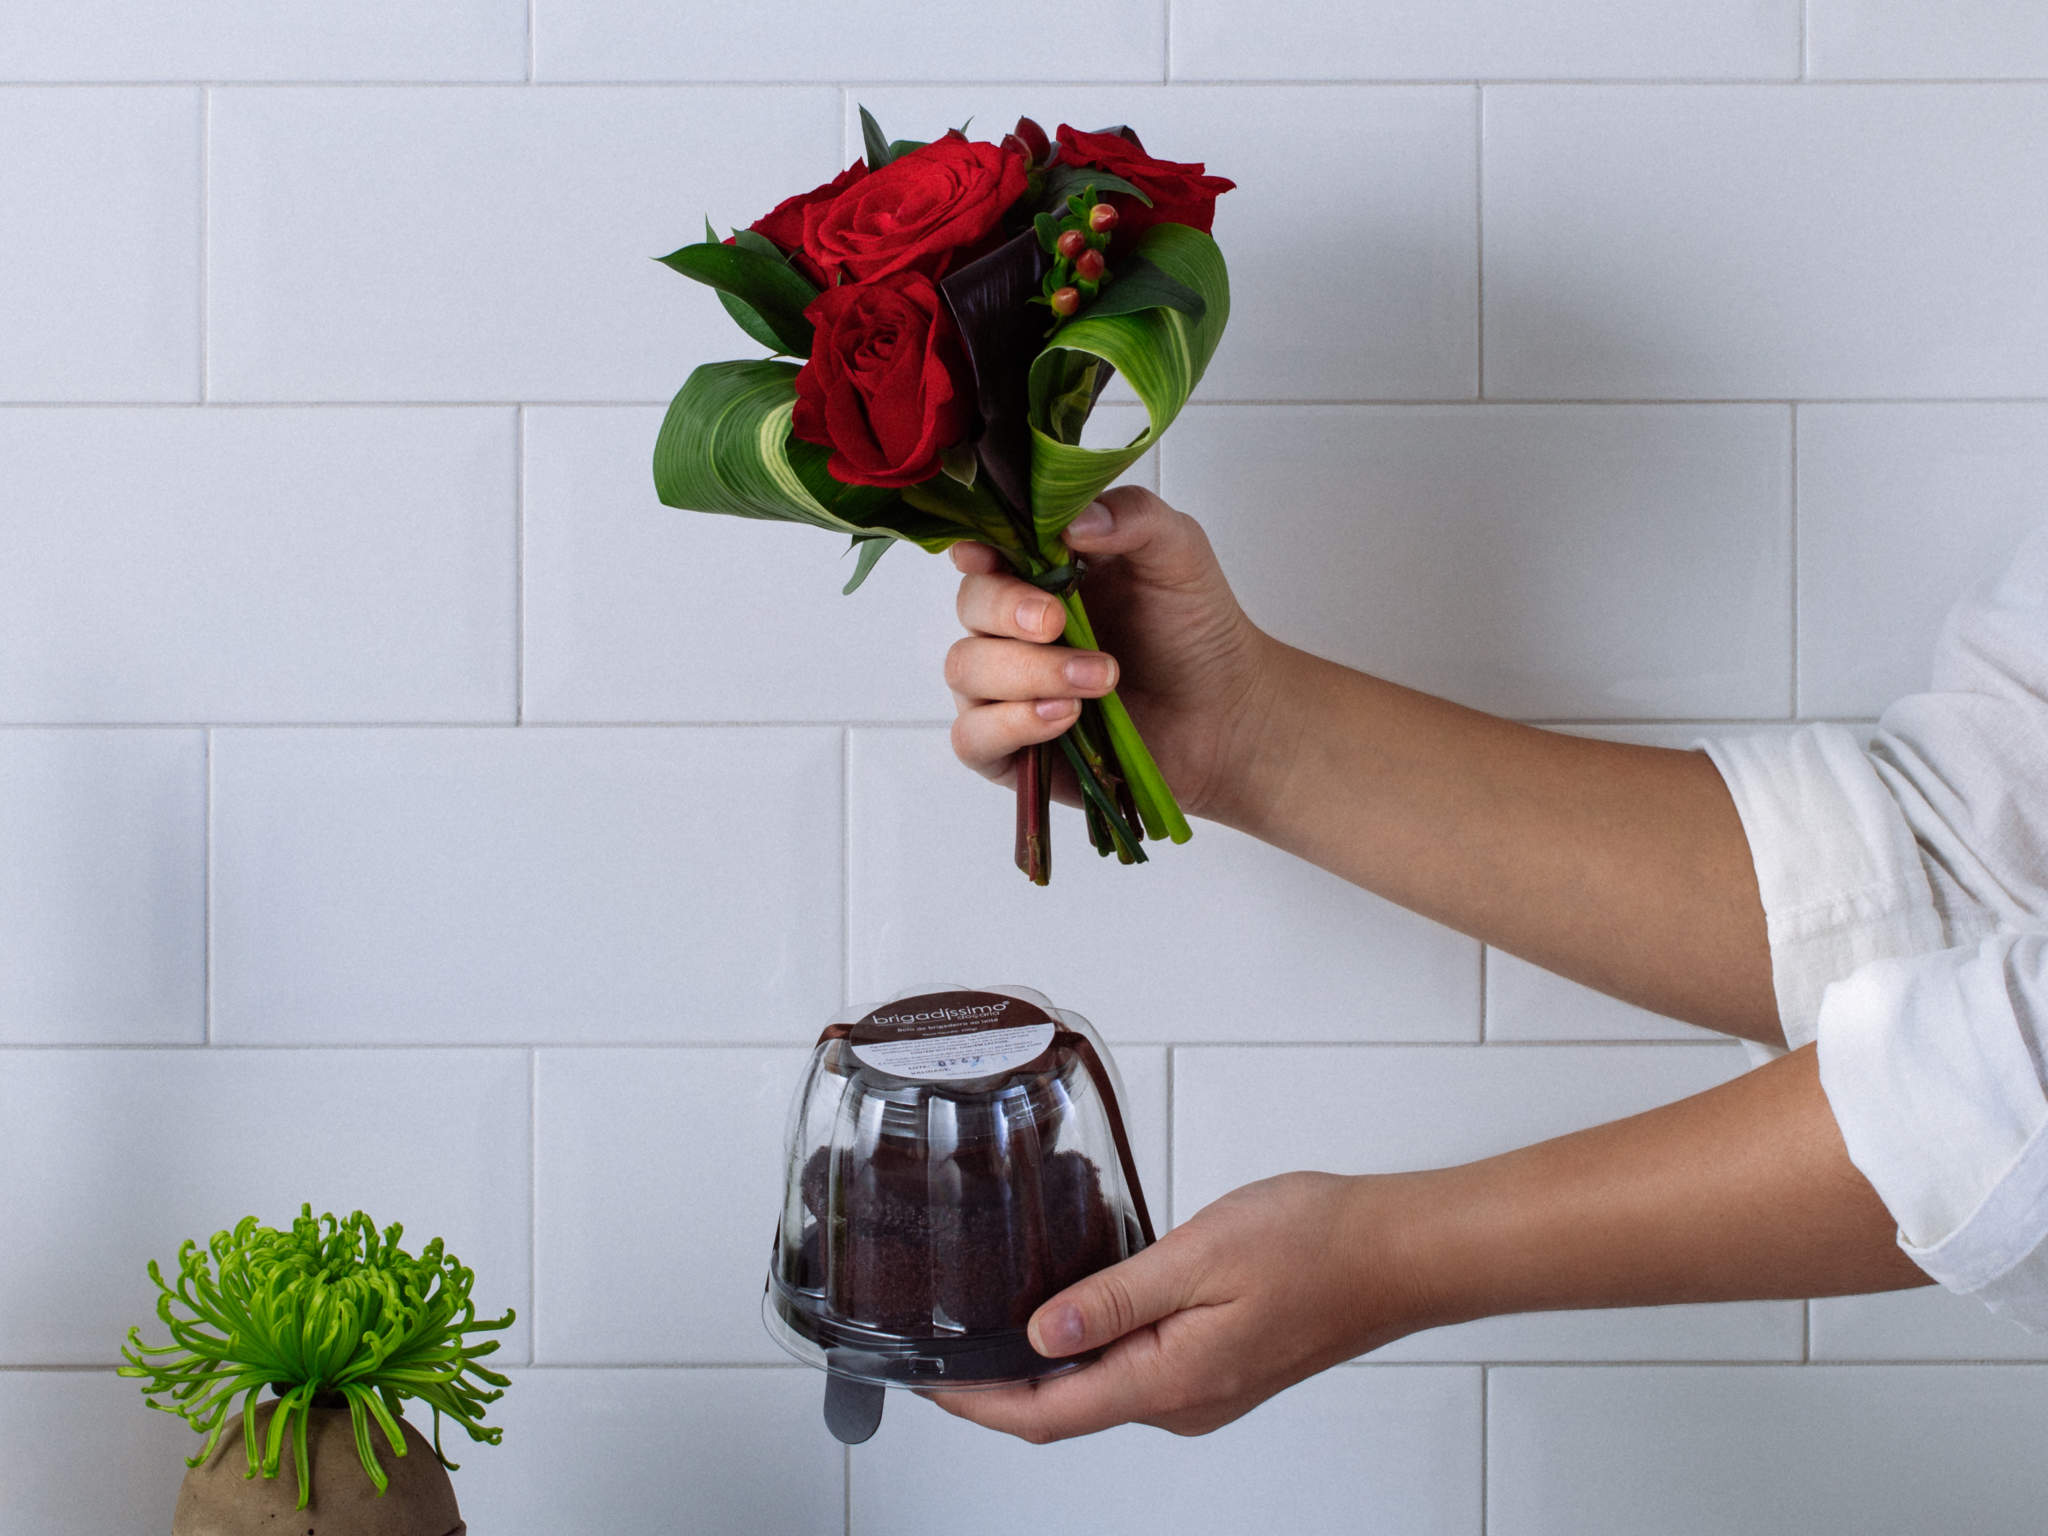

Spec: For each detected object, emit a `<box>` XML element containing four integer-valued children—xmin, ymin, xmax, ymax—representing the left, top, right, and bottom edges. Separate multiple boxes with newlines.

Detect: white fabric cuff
<box><xmin>1697</xmin><ymin>725</ymin><xmax>1947</xmax><ymax>1051</ymax></box>
<box><xmin>1816</xmin><ymin>933</ymin><xmax>2048</xmax><ymax>1330</ymax></box>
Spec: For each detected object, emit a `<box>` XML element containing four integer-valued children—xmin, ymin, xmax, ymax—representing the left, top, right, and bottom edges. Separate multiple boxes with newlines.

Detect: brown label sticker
<box><xmin>847</xmin><ymin>989</ymin><xmax>1056</xmax><ymax>1082</ymax></box>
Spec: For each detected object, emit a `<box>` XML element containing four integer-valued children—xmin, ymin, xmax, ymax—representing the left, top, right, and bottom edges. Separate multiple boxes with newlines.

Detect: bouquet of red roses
<box><xmin>652</xmin><ymin>107</ymin><xmax>1232</xmax><ymax>884</ymax></box>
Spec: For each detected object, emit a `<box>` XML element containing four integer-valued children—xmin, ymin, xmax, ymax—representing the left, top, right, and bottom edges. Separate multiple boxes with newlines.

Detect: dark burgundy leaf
<box><xmin>938</xmin><ymin>227</ymin><xmax>1049</xmax><ymax>520</ymax></box>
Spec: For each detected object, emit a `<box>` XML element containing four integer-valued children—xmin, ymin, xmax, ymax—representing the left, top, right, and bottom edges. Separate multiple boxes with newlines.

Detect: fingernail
<box><xmin>1067</xmin><ymin>501</ymin><xmax>1113</xmax><ymax>538</ymax></box>
<box><xmin>1016</xmin><ymin>598</ymin><xmax>1055</xmax><ymax>634</ymax></box>
<box><xmin>1036</xmin><ymin>1304</ymin><xmax>1084</xmax><ymax>1355</ymax></box>
<box><xmin>1034</xmin><ymin>698</ymin><xmax>1078</xmax><ymax>720</ymax></box>
<box><xmin>1064</xmin><ymin>655</ymin><xmax>1114</xmax><ymax>690</ymax></box>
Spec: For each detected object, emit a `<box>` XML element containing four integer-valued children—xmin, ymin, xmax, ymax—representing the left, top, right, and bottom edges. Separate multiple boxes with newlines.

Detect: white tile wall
<box><xmin>0</xmin><ymin>1048</ymin><xmax>530</xmax><ymax>1363</ymax></box>
<box><xmin>538</xmin><ymin>0</ymin><xmax>1164</xmax><ymax>82</ymax></box>
<box><xmin>1484</xmin><ymin>86</ymin><xmax>2048</xmax><ymax>399</ymax></box>
<box><xmin>0</xmin><ymin>731</ymin><xmax>204</xmax><ymax>1044</ymax></box>
<box><xmin>850</xmin><ymin>729</ymin><xmax>1481</xmax><ymax>1043</ymax></box>
<box><xmin>1165</xmin><ymin>405</ymin><xmax>1792</xmax><ymax>718</ymax></box>
<box><xmin>0</xmin><ymin>3</ymin><xmax>525</xmax><ymax>81</ymax></box>
<box><xmin>11</xmin><ymin>7</ymin><xmax>2048</xmax><ymax>1532</ymax></box>
<box><xmin>210</xmin><ymin>727</ymin><xmax>842</xmax><ymax>1043</ymax></box>
<box><xmin>207</xmin><ymin>87</ymin><xmax>842</xmax><ymax>401</ymax></box>
<box><xmin>1797</xmin><ymin>403</ymin><xmax>2048</xmax><ymax>716</ymax></box>
<box><xmin>1171</xmin><ymin>1</ymin><xmax>1800</xmax><ymax>82</ymax></box>
<box><xmin>0</xmin><ymin>408</ymin><xmax>516</xmax><ymax>722</ymax></box>
<box><xmin>852</xmin><ymin>1366</ymin><xmax>1482</xmax><ymax>1536</ymax></box>
<box><xmin>1807</xmin><ymin>2</ymin><xmax>2048</xmax><ymax>80</ymax></box>
<box><xmin>0</xmin><ymin>89</ymin><xmax>200</xmax><ymax>401</ymax></box>
<box><xmin>1489</xmin><ymin>1366</ymin><xmax>2048</xmax><ymax>1536</ymax></box>
<box><xmin>851</xmin><ymin>87</ymin><xmax>1479</xmax><ymax>402</ymax></box>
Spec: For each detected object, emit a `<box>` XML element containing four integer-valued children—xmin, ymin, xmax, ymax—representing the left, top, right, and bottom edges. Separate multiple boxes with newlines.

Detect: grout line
<box><xmin>1801</xmin><ymin>0</ymin><xmax>1810</xmax><ymax>80</ymax></box>
<box><xmin>0</xmin><ymin>716</ymin><xmax>1867</xmax><ymax>734</ymax></box>
<box><xmin>0</xmin><ymin>1036</ymin><xmax>1741</xmax><ymax>1052</ymax></box>
<box><xmin>202</xmin><ymin>729</ymin><xmax>214</xmax><ymax>1045</ymax></box>
<box><xmin>526</xmin><ymin>0</ymin><xmax>536</xmax><ymax>81</ymax></box>
<box><xmin>840</xmin><ymin>727</ymin><xmax>853</xmax><ymax>1011</ymax></box>
<box><xmin>515</xmin><ymin>406</ymin><xmax>527</xmax><ymax>725</ymax></box>
<box><xmin>528</xmin><ymin>1049</ymin><xmax>540</xmax><ymax>1366</ymax></box>
<box><xmin>1480</xmin><ymin>1366</ymin><xmax>1489</xmax><ymax>1534</ymax></box>
<box><xmin>1789</xmin><ymin>403</ymin><xmax>1801</xmax><ymax>717</ymax></box>
<box><xmin>1803</xmin><ymin>1299</ymin><xmax>1812</xmax><ymax>1363</ymax></box>
<box><xmin>17</xmin><ymin>395</ymin><xmax>2048</xmax><ymax>409</ymax></box>
<box><xmin>1161</xmin><ymin>0</ymin><xmax>1172</xmax><ymax>83</ymax></box>
<box><xmin>1474</xmin><ymin>84</ymin><xmax>1485</xmax><ymax>398</ymax></box>
<box><xmin>1477</xmin><ymin>944</ymin><xmax>1489</xmax><ymax>1042</ymax></box>
<box><xmin>197</xmin><ymin>87</ymin><xmax>211</xmax><ymax>402</ymax></box>
<box><xmin>30</xmin><ymin>75</ymin><xmax>2048</xmax><ymax>87</ymax></box>
<box><xmin>1163</xmin><ymin>1047</ymin><xmax>1176</xmax><ymax>1230</ymax></box>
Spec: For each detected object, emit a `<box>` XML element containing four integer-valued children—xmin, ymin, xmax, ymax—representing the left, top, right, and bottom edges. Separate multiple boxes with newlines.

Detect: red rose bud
<box><xmin>1056</xmin><ymin>228</ymin><xmax>1088</xmax><ymax>260</ymax></box>
<box><xmin>1050</xmin><ymin>286</ymin><xmax>1081</xmax><ymax>317</ymax></box>
<box><xmin>1088</xmin><ymin>202</ymin><xmax>1118</xmax><ymax>233</ymax></box>
<box><xmin>1074</xmin><ymin>247</ymin><xmax>1106</xmax><ymax>281</ymax></box>
<box><xmin>1013</xmin><ymin>116</ymin><xmax>1052</xmax><ymax>165</ymax></box>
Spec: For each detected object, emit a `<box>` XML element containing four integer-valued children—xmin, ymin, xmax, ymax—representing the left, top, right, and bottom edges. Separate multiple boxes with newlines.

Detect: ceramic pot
<box><xmin>171</xmin><ymin>1399</ymin><xmax>464</xmax><ymax>1536</ymax></box>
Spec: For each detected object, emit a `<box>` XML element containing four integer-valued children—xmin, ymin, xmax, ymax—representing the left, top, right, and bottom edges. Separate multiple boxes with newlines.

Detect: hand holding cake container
<box><xmin>651</xmin><ymin>108</ymin><xmax>1232</xmax><ymax>883</ymax></box>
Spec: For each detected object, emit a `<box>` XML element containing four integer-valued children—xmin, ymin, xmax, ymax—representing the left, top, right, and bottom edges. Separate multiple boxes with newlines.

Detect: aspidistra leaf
<box><xmin>1074</xmin><ymin>255</ymin><xmax>1205</xmax><ymax>323</ymax></box>
<box><xmin>859</xmin><ymin>105</ymin><xmax>892</xmax><ymax>171</ymax></box>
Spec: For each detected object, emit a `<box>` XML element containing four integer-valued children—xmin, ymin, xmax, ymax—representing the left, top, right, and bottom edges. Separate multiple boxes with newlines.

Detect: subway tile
<box><xmin>851</xmin><ymin>1366</ymin><xmax>1481</xmax><ymax>1536</ymax></box>
<box><xmin>0</xmin><ymin>408</ymin><xmax>515</xmax><ymax>722</ymax></box>
<box><xmin>0</xmin><ymin>1370</ymin><xmax>196</xmax><ymax>1535</ymax></box>
<box><xmin>0</xmin><ymin>89</ymin><xmax>199</xmax><ymax>401</ymax></box>
<box><xmin>536</xmin><ymin>0</ymin><xmax>1162</xmax><ymax>81</ymax></box>
<box><xmin>208</xmin><ymin>87</ymin><xmax>839</xmax><ymax>401</ymax></box>
<box><xmin>1811</xmin><ymin>1286</ymin><xmax>2048</xmax><ymax>1361</ymax></box>
<box><xmin>1164</xmin><ymin>405</ymin><xmax>1791</xmax><ymax>718</ymax></box>
<box><xmin>1487</xmin><ymin>950</ymin><xmax>1717</xmax><ymax>1042</ymax></box>
<box><xmin>1798</xmin><ymin>404</ymin><xmax>2048</xmax><ymax>718</ymax></box>
<box><xmin>458</xmin><ymin>1368</ymin><xmax>840</xmax><ymax>1535</ymax></box>
<box><xmin>211</xmin><ymin>727</ymin><xmax>841</xmax><ymax>1044</ymax></box>
<box><xmin>1175</xmin><ymin>1044</ymin><xmax>1801</xmax><ymax>1360</ymax></box>
<box><xmin>850</xmin><ymin>87</ymin><xmax>1479</xmax><ymax>401</ymax></box>
<box><xmin>534</xmin><ymin>1043</ymin><xmax>1171</xmax><ymax>1364</ymax></box>
<box><xmin>1490</xmin><ymin>1365</ymin><xmax>2048</xmax><ymax>1536</ymax></box>
<box><xmin>1808</xmin><ymin>2</ymin><xmax>2048</xmax><ymax>80</ymax></box>
<box><xmin>0</xmin><ymin>1048</ymin><xmax>529</xmax><ymax>1363</ymax></box>
<box><xmin>1485</xmin><ymin>85</ymin><xmax>2048</xmax><ymax>399</ymax></box>
<box><xmin>0</xmin><ymin>2</ymin><xmax>523</xmax><ymax>80</ymax></box>
<box><xmin>521</xmin><ymin>404</ymin><xmax>963</xmax><ymax>723</ymax></box>
<box><xmin>1173</xmin><ymin>0</ymin><xmax>1799</xmax><ymax>81</ymax></box>
<box><xmin>0</xmin><ymin>732</ymin><xmax>203</xmax><ymax>1044</ymax></box>
<box><xmin>848</xmin><ymin>728</ymin><xmax>1481</xmax><ymax>1045</ymax></box>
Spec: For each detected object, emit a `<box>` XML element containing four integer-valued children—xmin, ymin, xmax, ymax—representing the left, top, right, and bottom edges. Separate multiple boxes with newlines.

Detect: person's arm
<box><xmin>932</xmin><ymin>1043</ymin><xmax>1927</xmax><ymax>1443</ymax></box>
<box><xmin>946</xmin><ymin>486</ymin><xmax>1780</xmax><ymax>1043</ymax></box>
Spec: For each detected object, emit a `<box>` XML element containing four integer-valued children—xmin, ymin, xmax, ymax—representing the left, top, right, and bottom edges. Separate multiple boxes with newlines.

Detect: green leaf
<box><xmin>859</xmin><ymin>104</ymin><xmax>892</xmax><ymax>171</ymax></box>
<box><xmin>887</xmin><ymin>139</ymin><xmax>928</xmax><ymax>160</ymax></box>
<box><xmin>715</xmin><ymin>229</ymin><xmax>799</xmax><ymax>349</ymax></box>
<box><xmin>1034</xmin><ymin>211</ymin><xmax>1062</xmax><ymax>253</ymax></box>
<box><xmin>652</xmin><ymin>359</ymin><xmax>960</xmax><ymax>550</ymax></box>
<box><xmin>1074</xmin><ymin>255</ymin><xmax>1205</xmax><ymax>323</ymax></box>
<box><xmin>656</xmin><ymin>241</ymin><xmax>818</xmax><ymax>357</ymax></box>
<box><xmin>842</xmin><ymin>535</ymin><xmax>891</xmax><ymax>594</ymax></box>
<box><xmin>1026</xmin><ymin>223</ymin><xmax>1230</xmax><ymax>539</ymax></box>
<box><xmin>1034</xmin><ymin>163</ymin><xmax>1154</xmax><ymax>213</ymax></box>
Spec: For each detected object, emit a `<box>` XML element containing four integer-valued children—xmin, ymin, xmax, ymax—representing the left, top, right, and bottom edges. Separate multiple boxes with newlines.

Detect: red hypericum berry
<box><xmin>1050</xmin><ymin>286</ymin><xmax>1081</xmax><ymax>317</ymax></box>
<box><xmin>1056</xmin><ymin>228</ymin><xmax>1088</xmax><ymax>260</ymax></box>
<box><xmin>1074</xmin><ymin>248</ymin><xmax>1106</xmax><ymax>281</ymax></box>
<box><xmin>1088</xmin><ymin>202</ymin><xmax>1118</xmax><ymax>232</ymax></box>
<box><xmin>1001</xmin><ymin>133</ymin><xmax>1031</xmax><ymax>163</ymax></box>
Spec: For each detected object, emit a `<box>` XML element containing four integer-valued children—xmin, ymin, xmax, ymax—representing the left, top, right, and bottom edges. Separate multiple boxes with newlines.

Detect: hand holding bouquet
<box><xmin>652</xmin><ymin>108</ymin><xmax>1232</xmax><ymax>883</ymax></box>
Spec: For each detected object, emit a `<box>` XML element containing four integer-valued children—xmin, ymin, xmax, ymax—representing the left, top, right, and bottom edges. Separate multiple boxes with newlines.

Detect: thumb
<box><xmin>1059</xmin><ymin>485</ymin><xmax>1220</xmax><ymax>592</ymax></box>
<box><xmin>1028</xmin><ymin>1238</ymin><xmax>1193</xmax><ymax>1358</ymax></box>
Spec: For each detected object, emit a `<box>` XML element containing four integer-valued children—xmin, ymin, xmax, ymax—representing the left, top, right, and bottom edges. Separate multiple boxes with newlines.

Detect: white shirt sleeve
<box><xmin>1692</xmin><ymin>518</ymin><xmax>2048</xmax><ymax>1323</ymax></box>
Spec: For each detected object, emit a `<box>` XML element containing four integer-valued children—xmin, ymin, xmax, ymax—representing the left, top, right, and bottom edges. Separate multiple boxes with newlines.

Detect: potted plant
<box><xmin>119</xmin><ymin>1205</ymin><xmax>515</xmax><ymax>1535</ymax></box>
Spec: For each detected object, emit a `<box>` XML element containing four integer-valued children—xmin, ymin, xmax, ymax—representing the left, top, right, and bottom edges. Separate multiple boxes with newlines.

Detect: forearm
<box><xmin>1222</xmin><ymin>640</ymin><xmax>1780</xmax><ymax>1043</ymax></box>
<box><xmin>1389</xmin><ymin>1043</ymin><xmax>1929</xmax><ymax>1330</ymax></box>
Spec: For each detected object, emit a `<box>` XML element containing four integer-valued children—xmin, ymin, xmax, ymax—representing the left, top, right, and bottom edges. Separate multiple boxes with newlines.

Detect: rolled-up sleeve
<box><xmin>1818</xmin><ymin>932</ymin><xmax>2048</xmax><ymax>1329</ymax></box>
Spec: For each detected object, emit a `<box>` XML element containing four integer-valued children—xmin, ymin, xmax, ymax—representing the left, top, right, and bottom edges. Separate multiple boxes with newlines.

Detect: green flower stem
<box><xmin>1057</xmin><ymin>589</ymin><xmax>1192</xmax><ymax>845</ymax></box>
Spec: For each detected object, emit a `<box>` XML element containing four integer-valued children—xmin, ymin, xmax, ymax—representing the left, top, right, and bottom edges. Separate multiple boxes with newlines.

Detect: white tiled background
<box><xmin>6</xmin><ymin>3</ymin><xmax>2048</xmax><ymax>1532</ymax></box>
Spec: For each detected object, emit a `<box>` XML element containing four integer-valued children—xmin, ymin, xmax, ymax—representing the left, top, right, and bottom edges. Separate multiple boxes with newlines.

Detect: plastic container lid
<box><xmin>763</xmin><ymin>984</ymin><xmax>1155</xmax><ymax>1442</ymax></box>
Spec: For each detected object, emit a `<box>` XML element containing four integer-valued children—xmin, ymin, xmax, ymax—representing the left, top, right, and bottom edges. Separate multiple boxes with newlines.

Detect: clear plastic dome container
<box><xmin>764</xmin><ymin>984</ymin><xmax>1155</xmax><ymax>1441</ymax></box>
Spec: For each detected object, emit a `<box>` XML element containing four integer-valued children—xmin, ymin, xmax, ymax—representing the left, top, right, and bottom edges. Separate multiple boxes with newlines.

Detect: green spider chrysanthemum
<box><xmin>119</xmin><ymin>1205</ymin><xmax>515</xmax><ymax>1510</ymax></box>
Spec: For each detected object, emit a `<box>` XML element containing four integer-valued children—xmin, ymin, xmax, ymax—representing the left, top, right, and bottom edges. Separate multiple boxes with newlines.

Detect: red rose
<box><xmin>802</xmin><ymin>133</ymin><xmax>1027</xmax><ymax>285</ymax></box>
<box><xmin>1053</xmin><ymin>124</ymin><xmax>1235</xmax><ymax>247</ymax></box>
<box><xmin>791</xmin><ymin>272</ymin><xmax>969</xmax><ymax>489</ymax></box>
<box><xmin>746</xmin><ymin>160</ymin><xmax>866</xmax><ymax>287</ymax></box>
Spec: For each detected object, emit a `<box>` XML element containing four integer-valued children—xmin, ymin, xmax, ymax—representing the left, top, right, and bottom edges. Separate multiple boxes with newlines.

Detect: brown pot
<box><xmin>172</xmin><ymin>1399</ymin><xmax>465</xmax><ymax>1536</ymax></box>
